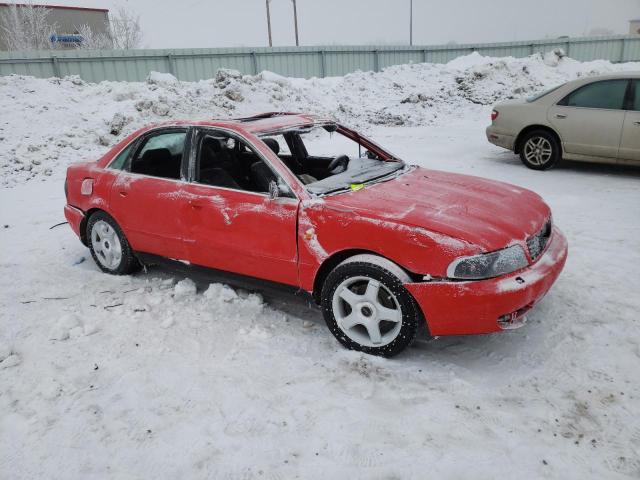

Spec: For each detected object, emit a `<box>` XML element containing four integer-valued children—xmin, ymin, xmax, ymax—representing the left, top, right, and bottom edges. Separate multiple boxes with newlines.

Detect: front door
<box><xmin>618</xmin><ymin>80</ymin><xmax>640</xmax><ymax>164</ymax></box>
<box><xmin>181</xmin><ymin>129</ymin><xmax>299</xmax><ymax>286</ymax></box>
<box><xmin>548</xmin><ymin>79</ymin><xmax>628</xmax><ymax>159</ymax></box>
<box><xmin>109</xmin><ymin>128</ymin><xmax>189</xmax><ymax>260</ymax></box>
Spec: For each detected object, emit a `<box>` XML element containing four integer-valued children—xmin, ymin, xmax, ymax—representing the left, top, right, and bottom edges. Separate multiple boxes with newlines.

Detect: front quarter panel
<box><xmin>297</xmin><ymin>199</ymin><xmax>478</xmax><ymax>291</ymax></box>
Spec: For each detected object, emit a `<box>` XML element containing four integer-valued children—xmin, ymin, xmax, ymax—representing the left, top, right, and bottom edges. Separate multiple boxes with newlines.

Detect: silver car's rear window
<box><xmin>526</xmin><ymin>84</ymin><xmax>563</xmax><ymax>103</ymax></box>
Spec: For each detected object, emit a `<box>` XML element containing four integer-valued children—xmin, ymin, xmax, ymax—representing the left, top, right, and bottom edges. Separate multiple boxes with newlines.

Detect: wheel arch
<box><xmin>514</xmin><ymin>125</ymin><xmax>562</xmax><ymax>154</ymax></box>
<box><xmin>312</xmin><ymin>249</ymin><xmax>420</xmax><ymax>303</ymax></box>
<box><xmin>80</xmin><ymin>207</ymin><xmax>111</xmax><ymax>246</ymax></box>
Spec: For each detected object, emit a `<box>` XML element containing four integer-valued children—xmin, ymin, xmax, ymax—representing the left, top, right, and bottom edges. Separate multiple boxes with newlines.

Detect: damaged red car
<box><xmin>64</xmin><ymin>112</ymin><xmax>568</xmax><ymax>357</ymax></box>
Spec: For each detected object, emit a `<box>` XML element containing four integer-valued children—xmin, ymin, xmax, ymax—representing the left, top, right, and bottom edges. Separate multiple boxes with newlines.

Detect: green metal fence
<box><xmin>1</xmin><ymin>35</ymin><xmax>639</xmax><ymax>83</ymax></box>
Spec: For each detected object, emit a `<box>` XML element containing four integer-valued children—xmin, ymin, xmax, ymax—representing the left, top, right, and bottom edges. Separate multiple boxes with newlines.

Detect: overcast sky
<box><xmin>39</xmin><ymin>0</ymin><xmax>640</xmax><ymax>48</ymax></box>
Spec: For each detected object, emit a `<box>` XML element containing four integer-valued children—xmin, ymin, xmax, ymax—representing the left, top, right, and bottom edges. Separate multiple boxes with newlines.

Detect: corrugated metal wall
<box><xmin>0</xmin><ymin>35</ymin><xmax>638</xmax><ymax>83</ymax></box>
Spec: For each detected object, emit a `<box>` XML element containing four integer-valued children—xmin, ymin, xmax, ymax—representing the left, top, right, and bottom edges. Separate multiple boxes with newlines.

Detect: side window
<box><xmin>633</xmin><ymin>80</ymin><xmax>640</xmax><ymax>112</ymax></box>
<box><xmin>196</xmin><ymin>132</ymin><xmax>290</xmax><ymax>195</ymax></box>
<box><xmin>129</xmin><ymin>131</ymin><xmax>187</xmax><ymax>179</ymax></box>
<box><xmin>108</xmin><ymin>142</ymin><xmax>134</xmax><ymax>170</ymax></box>
<box><xmin>559</xmin><ymin>80</ymin><xmax>628</xmax><ymax>110</ymax></box>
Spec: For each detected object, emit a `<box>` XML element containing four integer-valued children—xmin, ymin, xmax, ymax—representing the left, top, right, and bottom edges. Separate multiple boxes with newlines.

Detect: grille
<box><xmin>527</xmin><ymin>219</ymin><xmax>551</xmax><ymax>261</ymax></box>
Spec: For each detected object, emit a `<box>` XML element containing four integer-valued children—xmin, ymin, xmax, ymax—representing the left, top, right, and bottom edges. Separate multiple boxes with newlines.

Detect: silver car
<box><xmin>486</xmin><ymin>73</ymin><xmax>640</xmax><ymax>170</ymax></box>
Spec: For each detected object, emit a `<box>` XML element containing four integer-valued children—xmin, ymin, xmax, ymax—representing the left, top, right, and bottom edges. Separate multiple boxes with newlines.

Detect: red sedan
<box><xmin>64</xmin><ymin>112</ymin><xmax>568</xmax><ymax>357</ymax></box>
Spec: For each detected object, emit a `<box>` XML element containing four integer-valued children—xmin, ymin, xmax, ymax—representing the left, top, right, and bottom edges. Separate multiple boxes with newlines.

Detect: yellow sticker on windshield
<box><xmin>350</xmin><ymin>183</ymin><xmax>364</xmax><ymax>191</ymax></box>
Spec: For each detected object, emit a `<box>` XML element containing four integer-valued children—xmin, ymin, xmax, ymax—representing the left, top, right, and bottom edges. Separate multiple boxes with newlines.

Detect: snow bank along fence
<box><xmin>1</xmin><ymin>35</ymin><xmax>639</xmax><ymax>82</ymax></box>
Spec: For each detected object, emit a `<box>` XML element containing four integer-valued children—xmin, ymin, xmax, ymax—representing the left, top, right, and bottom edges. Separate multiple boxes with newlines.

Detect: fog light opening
<box><xmin>498</xmin><ymin>304</ymin><xmax>532</xmax><ymax>330</ymax></box>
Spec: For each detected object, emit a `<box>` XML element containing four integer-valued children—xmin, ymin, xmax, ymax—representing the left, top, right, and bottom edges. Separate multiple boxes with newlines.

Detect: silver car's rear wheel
<box><xmin>519</xmin><ymin>130</ymin><xmax>560</xmax><ymax>170</ymax></box>
<box><xmin>523</xmin><ymin>137</ymin><xmax>552</xmax><ymax>166</ymax></box>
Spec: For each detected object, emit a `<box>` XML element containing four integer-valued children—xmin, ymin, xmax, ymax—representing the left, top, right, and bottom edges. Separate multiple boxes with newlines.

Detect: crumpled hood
<box><xmin>325</xmin><ymin>167</ymin><xmax>550</xmax><ymax>252</ymax></box>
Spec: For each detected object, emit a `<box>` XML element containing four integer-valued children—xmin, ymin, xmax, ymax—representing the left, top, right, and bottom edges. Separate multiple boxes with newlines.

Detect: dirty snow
<box><xmin>1</xmin><ymin>52</ymin><xmax>640</xmax><ymax>478</ymax></box>
<box><xmin>1</xmin><ymin>50</ymin><xmax>639</xmax><ymax>186</ymax></box>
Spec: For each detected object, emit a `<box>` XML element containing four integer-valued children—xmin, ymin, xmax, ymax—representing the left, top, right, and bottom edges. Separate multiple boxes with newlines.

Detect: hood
<box><xmin>324</xmin><ymin>167</ymin><xmax>550</xmax><ymax>252</ymax></box>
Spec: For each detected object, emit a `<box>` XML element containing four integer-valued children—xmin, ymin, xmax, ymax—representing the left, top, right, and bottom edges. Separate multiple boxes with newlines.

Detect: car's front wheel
<box><xmin>519</xmin><ymin>130</ymin><xmax>561</xmax><ymax>170</ymax></box>
<box><xmin>87</xmin><ymin>211</ymin><xmax>139</xmax><ymax>275</ymax></box>
<box><xmin>321</xmin><ymin>254</ymin><xmax>421</xmax><ymax>357</ymax></box>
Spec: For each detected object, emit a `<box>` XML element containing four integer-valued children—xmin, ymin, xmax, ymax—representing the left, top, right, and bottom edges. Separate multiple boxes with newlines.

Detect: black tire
<box><xmin>518</xmin><ymin>129</ymin><xmax>561</xmax><ymax>170</ymax></box>
<box><xmin>86</xmin><ymin>211</ymin><xmax>140</xmax><ymax>275</ymax></box>
<box><xmin>321</xmin><ymin>255</ymin><xmax>421</xmax><ymax>357</ymax></box>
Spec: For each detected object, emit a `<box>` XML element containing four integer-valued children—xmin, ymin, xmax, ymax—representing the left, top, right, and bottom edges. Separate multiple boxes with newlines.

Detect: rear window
<box><xmin>526</xmin><ymin>84</ymin><xmax>563</xmax><ymax>103</ymax></box>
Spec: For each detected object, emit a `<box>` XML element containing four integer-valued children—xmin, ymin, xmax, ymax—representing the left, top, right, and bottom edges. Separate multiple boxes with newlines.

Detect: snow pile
<box><xmin>1</xmin><ymin>52</ymin><xmax>638</xmax><ymax>186</ymax></box>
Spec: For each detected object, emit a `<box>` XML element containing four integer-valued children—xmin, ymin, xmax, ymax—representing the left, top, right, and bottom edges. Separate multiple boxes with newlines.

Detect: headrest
<box><xmin>141</xmin><ymin>148</ymin><xmax>172</xmax><ymax>162</ymax></box>
<box><xmin>262</xmin><ymin>138</ymin><xmax>280</xmax><ymax>155</ymax></box>
<box><xmin>202</xmin><ymin>136</ymin><xmax>223</xmax><ymax>153</ymax></box>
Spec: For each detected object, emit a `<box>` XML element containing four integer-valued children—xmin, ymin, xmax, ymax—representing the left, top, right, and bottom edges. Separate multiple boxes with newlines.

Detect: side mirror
<box><xmin>268</xmin><ymin>180</ymin><xmax>279</xmax><ymax>200</ymax></box>
<box><xmin>361</xmin><ymin>150</ymin><xmax>379</xmax><ymax>159</ymax></box>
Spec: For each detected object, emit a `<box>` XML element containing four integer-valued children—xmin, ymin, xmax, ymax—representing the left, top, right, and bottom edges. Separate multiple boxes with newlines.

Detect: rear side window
<box><xmin>108</xmin><ymin>142</ymin><xmax>134</xmax><ymax>170</ymax></box>
<box><xmin>526</xmin><ymin>84</ymin><xmax>563</xmax><ymax>103</ymax></box>
<box><xmin>558</xmin><ymin>79</ymin><xmax>628</xmax><ymax>110</ymax></box>
<box><xmin>130</xmin><ymin>131</ymin><xmax>187</xmax><ymax>179</ymax></box>
<box><xmin>633</xmin><ymin>80</ymin><xmax>640</xmax><ymax>111</ymax></box>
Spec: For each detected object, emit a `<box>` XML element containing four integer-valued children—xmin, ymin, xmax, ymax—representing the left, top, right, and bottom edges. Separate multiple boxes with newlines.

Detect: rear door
<box><xmin>618</xmin><ymin>80</ymin><xmax>640</xmax><ymax>163</ymax></box>
<box><xmin>109</xmin><ymin>128</ymin><xmax>190</xmax><ymax>260</ymax></box>
<box><xmin>548</xmin><ymin>79</ymin><xmax>628</xmax><ymax>159</ymax></box>
<box><xmin>181</xmin><ymin>128</ymin><xmax>300</xmax><ymax>286</ymax></box>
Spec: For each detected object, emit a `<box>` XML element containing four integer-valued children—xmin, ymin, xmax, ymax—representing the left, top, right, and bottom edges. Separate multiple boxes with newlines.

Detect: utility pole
<box><xmin>292</xmin><ymin>0</ymin><xmax>299</xmax><ymax>46</ymax></box>
<box><xmin>266</xmin><ymin>0</ymin><xmax>273</xmax><ymax>47</ymax></box>
<box><xmin>409</xmin><ymin>0</ymin><xmax>413</xmax><ymax>46</ymax></box>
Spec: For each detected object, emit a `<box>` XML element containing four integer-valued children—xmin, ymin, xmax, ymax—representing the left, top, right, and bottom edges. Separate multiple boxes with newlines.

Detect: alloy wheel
<box><xmin>331</xmin><ymin>275</ymin><xmax>403</xmax><ymax>347</ymax></box>
<box><xmin>523</xmin><ymin>136</ymin><xmax>553</xmax><ymax>166</ymax></box>
<box><xmin>90</xmin><ymin>220</ymin><xmax>123</xmax><ymax>270</ymax></box>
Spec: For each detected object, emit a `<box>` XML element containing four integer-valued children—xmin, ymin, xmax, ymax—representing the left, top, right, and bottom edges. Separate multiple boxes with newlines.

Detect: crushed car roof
<box><xmin>141</xmin><ymin>112</ymin><xmax>336</xmax><ymax>135</ymax></box>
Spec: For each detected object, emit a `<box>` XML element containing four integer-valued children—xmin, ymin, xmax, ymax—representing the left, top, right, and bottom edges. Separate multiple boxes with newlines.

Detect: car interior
<box><xmin>126</xmin><ymin>126</ymin><xmax>396</xmax><ymax>196</ymax></box>
<box><xmin>129</xmin><ymin>131</ymin><xmax>186</xmax><ymax>180</ymax></box>
<box><xmin>196</xmin><ymin>134</ymin><xmax>282</xmax><ymax>193</ymax></box>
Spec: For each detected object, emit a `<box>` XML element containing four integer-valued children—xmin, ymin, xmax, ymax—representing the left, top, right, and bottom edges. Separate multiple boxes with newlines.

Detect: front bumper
<box><xmin>405</xmin><ymin>226</ymin><xmax>568</xmax><ymax>336</ymax></box>
<box><xmin>486</xmin><ymin>125</ymin><xmax>515</xmax><ymax>151</ymax></box>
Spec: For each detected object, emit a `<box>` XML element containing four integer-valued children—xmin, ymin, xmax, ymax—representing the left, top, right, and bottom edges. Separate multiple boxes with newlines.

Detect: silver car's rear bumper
<box><xmin>486</xmin><ymin>125</ymin><xmax>515</xmax><ymax>151</ymax></box>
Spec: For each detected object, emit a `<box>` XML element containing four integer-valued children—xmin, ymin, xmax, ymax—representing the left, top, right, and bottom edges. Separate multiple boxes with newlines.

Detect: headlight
<box><xmin>447</xmin><ymin>244</ymin><xmax>528</xmax><ymax>280</ymax></box>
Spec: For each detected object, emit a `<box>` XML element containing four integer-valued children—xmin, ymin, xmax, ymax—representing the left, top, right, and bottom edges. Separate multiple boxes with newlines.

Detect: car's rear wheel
<box><xmin>321</xmin><ymin>254</ymin><xmax>420</xmax><ymax>357</ymax></box>
<box><xmin>519</xmin><ymin>130</ymin><xmax>561</xmax><ymax>170</ymax></box>
<box><xmin>87</xmin><ymin>211</ymin><xmax>139</xmax><ymax>275</ymax></box>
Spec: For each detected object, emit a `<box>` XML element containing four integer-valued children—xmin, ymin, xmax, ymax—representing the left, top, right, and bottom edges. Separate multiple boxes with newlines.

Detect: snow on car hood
<box><xmin>324</xmin><ymin>167</ymin><xmax>551</xmax><ymax>252</ymax></box>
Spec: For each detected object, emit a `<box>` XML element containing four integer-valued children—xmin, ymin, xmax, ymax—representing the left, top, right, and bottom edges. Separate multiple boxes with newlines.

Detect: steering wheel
<box><xmin>327</xmin><ymin>154</ymin><xmax>350</xmax><ymax>174</ymax></box>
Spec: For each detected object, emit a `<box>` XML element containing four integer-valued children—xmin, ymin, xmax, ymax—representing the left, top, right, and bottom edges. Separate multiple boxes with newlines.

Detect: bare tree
<box><xmin>0</xmin><ymin>2</ymin><xmax>56</xmax><ymax>51</ymax></box>
<box><xmin>75</xmin><ymin>24</ymin><xmax>113</xmax><ymax>50</ymax></box>
<box><xmin>109</xmin><ymin>7</ymin><xmax>143</xmax><ymax>50</ymax></box>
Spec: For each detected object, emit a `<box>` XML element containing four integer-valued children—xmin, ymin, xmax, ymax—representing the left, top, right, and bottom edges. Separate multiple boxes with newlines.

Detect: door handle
<box><xmin>555</xmin><ymin>113</ymin><xmax>567</xmax><ymax>119</ymax></box>
<box><xmin>634</xmin><ymin>121</ymin><xmax>640</xmax><ymax>126</ymax></box>
<box><xmin>118</xmin><ymin>190</ymin><xmax>128</xmax><ymax>197</ymax></box>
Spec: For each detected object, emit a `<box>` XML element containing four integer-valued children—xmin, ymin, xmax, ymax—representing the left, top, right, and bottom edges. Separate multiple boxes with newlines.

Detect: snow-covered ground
<box><xmin>1</xmin><ymin>53</ymin><xmax>640</xmax><ymax>479</ymax></box>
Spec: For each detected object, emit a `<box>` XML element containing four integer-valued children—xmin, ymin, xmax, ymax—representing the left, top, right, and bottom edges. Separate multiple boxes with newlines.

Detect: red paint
<box><xmin>65</xmin><ymin>114</ymin><xmax>568</xmax><ymax>337</ymax></box>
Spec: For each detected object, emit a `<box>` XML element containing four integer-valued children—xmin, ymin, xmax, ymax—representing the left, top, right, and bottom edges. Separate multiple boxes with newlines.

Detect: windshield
<box><xmin>526</xmin><ymin>84</ymin><xmax>563</xmax><ymax>102</ymax></box>
<box><xmin>260</xmin><ymin>125</ymin><xmax>405</xmax><ymax>195</ymax></box>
